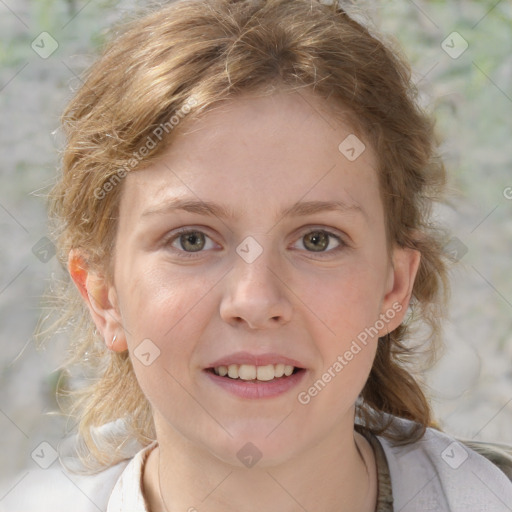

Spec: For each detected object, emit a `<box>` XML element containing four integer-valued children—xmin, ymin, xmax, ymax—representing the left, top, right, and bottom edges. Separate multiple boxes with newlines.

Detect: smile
<box><xmin>204</xmin><ymin>365</ymin><xmax>307</xmax><ymax>399</ymax></box>
<box><xmin>213</xmin><ymin>363</ymin><xmax>297</xmax><ymax>381</ymax></box>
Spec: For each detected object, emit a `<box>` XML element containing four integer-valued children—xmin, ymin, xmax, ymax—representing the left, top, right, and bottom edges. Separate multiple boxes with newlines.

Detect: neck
<box><xmin>143</xmin><ymin>417</ymin><xmax>377</xmax><ymax>512</ymax></box>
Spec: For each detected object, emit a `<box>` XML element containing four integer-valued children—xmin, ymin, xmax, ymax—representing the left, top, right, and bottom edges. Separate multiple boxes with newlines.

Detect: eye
<box><xmin>164</xmin><ymin>227</ymin><xmax>346</xmax><ymax>259</ymax></box>
<box><xmin>293</xmin><ymin>229</ymin><xmax>345</xmax><ymax>255</ymax></box>
<box><xmin>166</xmin><ymin>229</ymin><xmax>217</xmax><ymax>256</ymax></box>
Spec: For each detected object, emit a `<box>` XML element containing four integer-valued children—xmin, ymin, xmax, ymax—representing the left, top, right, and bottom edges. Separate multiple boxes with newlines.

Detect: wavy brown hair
<box><xmin>42</xmin><ymin>0</ymin><xmax>450</xmax><ymax>472</ymax></box>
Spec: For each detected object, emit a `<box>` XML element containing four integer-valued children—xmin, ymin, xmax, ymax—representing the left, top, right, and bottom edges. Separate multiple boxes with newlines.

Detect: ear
<box><xmin>379</xmin><ymin>245</ymin><xmax>421</xmax><ymax>334</ymax></box>
<box><xmin>68</xmin><ymin>249</ymin><xmax>128</xmax><ymax>352</ymax></box>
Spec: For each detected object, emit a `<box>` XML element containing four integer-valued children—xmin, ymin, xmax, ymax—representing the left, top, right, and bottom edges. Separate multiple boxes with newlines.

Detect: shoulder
<box><xmin>0</xmin><ymin>460</ymin><xmax>128</xmax><ymax>512</ymax></box>
<box><xmin>0</xmin><ymin>424</ymin><xmax>156</xmax><ymax>512</ymax></box>
<box><xmin>376</xmin><ymin>417</ymin><xmax>512</xmax><ymax>512</ymax></box>
<box><xmin>459</xmin><ymin>438</ymin><xmax>512</xmax><ymax>481</ymax></box>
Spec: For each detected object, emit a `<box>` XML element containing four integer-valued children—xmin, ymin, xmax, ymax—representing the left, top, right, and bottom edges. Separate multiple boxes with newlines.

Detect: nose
<box><xmin>219</xmin><ymin>250</ymin><xmax>293</xmax><ymax>330</ymax></box>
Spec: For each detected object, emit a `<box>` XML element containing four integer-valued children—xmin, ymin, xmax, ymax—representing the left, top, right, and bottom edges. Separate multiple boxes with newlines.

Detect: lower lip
<box><xmin>204</xmin><ymin>369</ymin><xmax>307</xmax><ymax>399</ymax></box>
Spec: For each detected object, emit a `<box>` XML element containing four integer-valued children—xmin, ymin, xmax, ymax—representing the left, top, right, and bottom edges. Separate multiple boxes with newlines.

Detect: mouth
<box><xmin>205</xmin><ymin>363</ymin><xmax>304</xmax><ymax>382</ymax></box>
<box><xmin>203</xmin><ymin>363</ymin><xmax>307</xmax><ymax>399</ymax></box>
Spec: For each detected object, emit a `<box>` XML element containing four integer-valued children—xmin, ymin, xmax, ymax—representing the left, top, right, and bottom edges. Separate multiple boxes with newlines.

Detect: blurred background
<box><xmin>0</xmin><ymin>0</ymin><xmax>511</xmax><ymax>486</ymax></box>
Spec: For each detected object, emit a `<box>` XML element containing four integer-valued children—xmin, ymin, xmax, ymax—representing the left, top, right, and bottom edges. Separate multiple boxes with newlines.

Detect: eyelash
<box><xmin>164</xmin><ymin>227</ymin><xmax>347</xmax><ymax>259</ymax></box>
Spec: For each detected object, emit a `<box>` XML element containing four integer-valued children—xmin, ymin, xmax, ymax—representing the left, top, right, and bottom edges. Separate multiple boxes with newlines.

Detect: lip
<box><xmin>204</xmin><ymin>367</ymin><xmax>307</xmax><ymax>399</ymax></box>
<box><xmin>206</xmin><ymin>351</ymin><xmax>306</xmax><ymax>369</ymax></box>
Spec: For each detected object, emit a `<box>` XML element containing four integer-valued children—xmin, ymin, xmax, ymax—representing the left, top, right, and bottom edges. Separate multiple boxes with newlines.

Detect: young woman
<box><xmin>4</xmin><ymin>0</ymin><xmax>511</xmax><ymax>510</ymax></box>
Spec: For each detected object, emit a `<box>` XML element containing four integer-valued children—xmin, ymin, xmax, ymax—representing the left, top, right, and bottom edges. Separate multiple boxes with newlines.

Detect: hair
<box><xmin>42</xmin><ymin>0</ymin><xmax>451</xmax><ymax>473</ymax></box>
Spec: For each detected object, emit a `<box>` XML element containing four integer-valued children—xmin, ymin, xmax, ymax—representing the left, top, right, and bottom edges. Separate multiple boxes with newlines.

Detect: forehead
<box><xmin>120</xmin><ymin>90</ymin><xmax>381</xmax><ymax>221</ymax></box>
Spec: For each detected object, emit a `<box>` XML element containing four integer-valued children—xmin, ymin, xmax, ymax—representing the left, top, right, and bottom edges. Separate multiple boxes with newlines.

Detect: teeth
<box><xmin>227</xmin><ymin>364</ymin><xmax>238</xmax><ymax>379</ymax></box>
<box><xmin>213</xmin><ymin>364</ymin><xmax>297</xmax><ymax>381</ymax></box>
<box><xmin>274</xmin><ymin>363</ymin><xmax>285</xmax><ymax>378</ymax></box>
<box><xmin>257</xmin><ymin>365</ymin><xmax>274</xmax><ymax>381</ymax></box>
<box><xmin>238</xmin><ymin>364</ymin><xmax>256</xmax><ymax>380</ymax></box>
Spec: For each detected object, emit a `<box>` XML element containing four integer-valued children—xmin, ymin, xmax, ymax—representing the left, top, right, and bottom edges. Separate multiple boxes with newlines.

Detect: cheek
<box><xmin>114</xmin><ymin>264</ymin><xmax>209</xmax><ymax>399</ymax></box>
<box><xmin>306</xmin><ymin>289</ymin><xmax>379</xmax><ymax>412</ymax></box>
<box><xmin>118</xmin><ymin>270</ymin><xmax>210</xmax><ymax>416</ymax></box>
<box><xmin>302</xmin><ymin>263</ymin><xmax>384</xmax><ymax>396</ymax></box>
<box><xmin>305</xmin><ymin>262</ymin><xmax>386</xmax><ymax>335</ymax></box>
<box><xmin>118</xmin><ymin>260</ymin><xmax>202</xmax><ymax>337</ymax></box>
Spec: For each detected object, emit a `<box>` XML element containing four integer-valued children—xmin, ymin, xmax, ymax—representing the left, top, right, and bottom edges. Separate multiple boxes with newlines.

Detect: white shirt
<box><xmin>1</xmin><ymin>418</ymin><xmax>512</xmax><ymax>511</ymax></box>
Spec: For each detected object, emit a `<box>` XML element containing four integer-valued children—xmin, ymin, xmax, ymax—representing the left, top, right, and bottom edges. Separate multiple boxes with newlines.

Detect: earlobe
<box><xmin>68</xmin><ymin>249</ymin><xmax>128</xmax><ymax>352</ymax></box>
<box><xmin>381</xmin><ymin>246</ymin><xmax>421</xmax><ymax>333</ymax></box>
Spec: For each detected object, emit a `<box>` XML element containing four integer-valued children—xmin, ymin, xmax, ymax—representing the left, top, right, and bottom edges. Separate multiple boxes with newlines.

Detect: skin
<box><xmin>70</xmin><ymin>89</ymin><xmax>420</xmax><ymax>512</ymax></box>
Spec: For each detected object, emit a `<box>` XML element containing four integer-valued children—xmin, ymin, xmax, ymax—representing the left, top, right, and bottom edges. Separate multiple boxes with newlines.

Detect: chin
<box><xmin>207</xmin><ymin>427</ymin><xmax>309</xmax><ymax>469</ymax></box>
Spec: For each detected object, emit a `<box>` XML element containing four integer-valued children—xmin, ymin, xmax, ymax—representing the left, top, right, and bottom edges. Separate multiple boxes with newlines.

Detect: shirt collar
<box><xmin>105</xmin><ymin>432</ymin><xmax>391</xmax><ymax>512</ymax></box>
<box><xmin>107</xmin><ymin>440</ymin><xmax>158</xmax><ymax>512</ymax></box>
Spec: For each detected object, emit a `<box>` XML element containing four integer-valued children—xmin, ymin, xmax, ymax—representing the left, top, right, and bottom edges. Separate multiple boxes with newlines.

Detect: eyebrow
<box><xmin>142</xmin><ymin>198</ymin><xmax>366</xmax><ymax>221</ymax></box>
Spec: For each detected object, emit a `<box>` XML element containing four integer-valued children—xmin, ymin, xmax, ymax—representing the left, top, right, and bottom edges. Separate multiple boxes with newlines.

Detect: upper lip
<box><xmin>206</xmin><ymin>352</ymin><xmax>306</xmax><ymax>369</ymax></box>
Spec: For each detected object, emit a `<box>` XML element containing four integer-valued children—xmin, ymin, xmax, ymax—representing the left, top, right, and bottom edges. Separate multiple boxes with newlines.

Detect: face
<box><xmin>76</xmin><ymin>90</ymin><xmax>419</xmax><ymax>467</ymax></box>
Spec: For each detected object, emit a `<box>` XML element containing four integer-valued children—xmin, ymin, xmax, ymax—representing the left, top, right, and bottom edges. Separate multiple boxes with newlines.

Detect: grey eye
<box><xmin>178</xmin><ymin>231</ymin><xmax>206</xmax><ymax>252</ymax></box>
